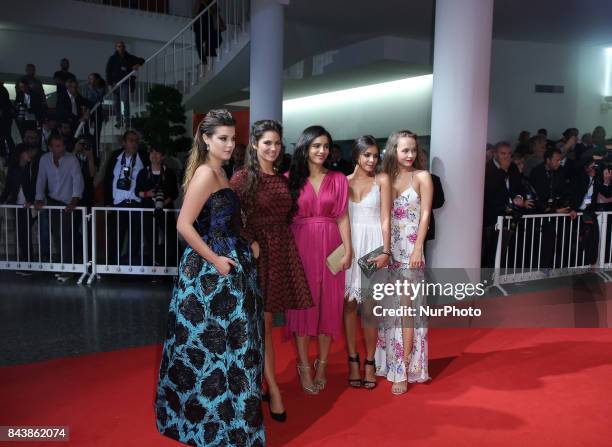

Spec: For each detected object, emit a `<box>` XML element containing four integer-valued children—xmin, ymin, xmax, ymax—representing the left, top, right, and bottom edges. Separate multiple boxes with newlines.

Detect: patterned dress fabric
<box><xmin>285</xmin><ymin>170</ymin><xmax>349</xmax><ymax>340</ymax></box>
<box><xmin>155</xmin><ymin>188</ymin><xmax>265</xmax><ymax>447</ymax></box>
<box><xmin>230</xmin><ymin>169</ymin><xmax>313</xmax><ymax>313</ymax></box>
<box><xmin>345</xmin><ymin>176</ymin><xmax>383</xmax><ymax>303</ymax></box>
<box><xmin>375</xmin><ymin>181</ymin><xmax>430</xmax><ymax>384</ymax></box>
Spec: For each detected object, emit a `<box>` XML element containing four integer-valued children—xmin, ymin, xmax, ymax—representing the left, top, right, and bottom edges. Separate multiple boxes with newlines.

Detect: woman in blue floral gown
<box><xmin>155</xmin><ymin>109</ymin><xmax>265</xmax><ymax>446</ymax></box>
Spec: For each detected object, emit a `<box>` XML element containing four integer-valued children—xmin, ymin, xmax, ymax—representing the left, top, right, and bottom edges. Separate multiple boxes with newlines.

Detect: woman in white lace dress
<box><xmin>344</xmin><ymin>136</ymin><xmax>392</xmax><ymax>390</ymax></box>
<box><xmin>375</xmin><ymin>130</ymin><xmax>433</xmax><ymax>395</ymax></box>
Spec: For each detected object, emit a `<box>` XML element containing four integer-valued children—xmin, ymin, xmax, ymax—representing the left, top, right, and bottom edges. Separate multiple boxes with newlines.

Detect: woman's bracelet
<box><xmin>381</xmin><ymin>251</ymin><xmax>392</xmax><ymax>257</ymax></box>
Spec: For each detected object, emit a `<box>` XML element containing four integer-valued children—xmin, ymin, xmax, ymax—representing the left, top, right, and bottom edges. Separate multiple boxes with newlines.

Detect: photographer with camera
<box><xmin>135</xmin><ymin>146</ymin><xmax>178</xmax><ymax>267</ymax></box>
<box><xmin>529</xmin><ymin>147</ymin><xmax>571</xmax><ymax>213</ymax></box>
<box><xmin>565</xmin><ymin>150</ymin><xmax>612</xmax><ymax>266</ymax></box>
<box><xmin>103</xmin><ymin>130</ymin><xmax>148</xmax><ymax>265</ymax></box>
<box><xmin>527</xmin><ymin>147</ymin><xmax>572</xmax><ymax>268</ymax></box>
<box><xmin>482</xmin><ymin>142</ymin><xmax>532</xmax><ymax>268</ymax></box>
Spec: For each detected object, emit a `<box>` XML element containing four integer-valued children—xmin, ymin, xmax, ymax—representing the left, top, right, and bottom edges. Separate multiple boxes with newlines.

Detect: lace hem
<box><xmin>344</xmin><ymin>285</ymin><xmax>363</xmax><ymax>303</ymax></box>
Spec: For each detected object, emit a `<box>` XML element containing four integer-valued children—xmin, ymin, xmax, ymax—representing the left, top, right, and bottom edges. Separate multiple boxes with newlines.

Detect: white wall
<box><xmin>282</xmin><ymin>38</ymin><xmax>612</xmax><ymax>147</ymax></box>
<box><xmin>0</xmin><ymin>0</ymin><xmax>190</xmax><ymax>80</ymax></box>
<box><xmin>575</xmin><ymin>45</ymin><xmax>612</xmax><ymax>135</ymax></box>
<box><xmin>282</xmin><ymin>75</ymin><xmax>433</xmax><ymax>146</ymax></box>
<box><xmin>487</xmin><ymin>39</ymin><xmax>580</xmax><ymax>144</ymax></box>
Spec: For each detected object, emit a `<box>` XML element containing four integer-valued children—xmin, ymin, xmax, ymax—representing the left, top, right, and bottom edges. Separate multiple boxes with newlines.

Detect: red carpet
<box><xmin>1</xmin><ymin>328</ymin><xmax>611</xmax><ymax>446</ymax></box>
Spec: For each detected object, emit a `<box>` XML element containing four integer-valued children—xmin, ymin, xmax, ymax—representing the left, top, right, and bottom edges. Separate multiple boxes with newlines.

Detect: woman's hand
<box><xmin>370</xmin><ymin>253</ymin><xmax>390</xmax><ymax>269</ymax></box>
<box><xmin>213</xmin><ymin>256</ymin><xmax>237</xmax><ymax>276</ymax></box>
<box><xmin>340</xmin><ymin>251</ymin><xmax>352</xmax><ymax>271</ymax></box>
<box><xmin>250</xmin><ymin>241</ymin><xmax>260</xmax><ymax>259</ymax></box>
<box><xmin>408</xmin><ymin>248</ymin><xmax>424</xmax><ymax>269</ymax></box>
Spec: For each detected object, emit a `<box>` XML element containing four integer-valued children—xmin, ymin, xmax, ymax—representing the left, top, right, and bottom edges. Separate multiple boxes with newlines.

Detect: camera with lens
<box><xmin>593</xmin><ymin>156</ymin><xmax>612</xmax><ymax>175</ymax></box>
<box><xmin>154</xmin><ymin>188</ymin><xmax>165</xmax><ymax>210</ymax></box>
<box><xmin>116</xmin><ymin>166</ymin><xmax>132</xmax><ymax>191</ymax></box>
<box><xmin>546</xmin><ymin>196</ymin><xmax>570</xmax><ymax>212</ymax></box>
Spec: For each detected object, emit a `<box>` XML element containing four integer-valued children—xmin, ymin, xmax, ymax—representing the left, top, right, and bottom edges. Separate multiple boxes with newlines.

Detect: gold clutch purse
<box><xmin>326</xmin><ymin>245</ymin><xmax>345</xmax><ymax>275</ymax></box>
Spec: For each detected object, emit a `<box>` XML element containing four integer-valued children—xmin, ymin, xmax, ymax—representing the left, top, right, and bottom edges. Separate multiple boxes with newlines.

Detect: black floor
<box><xmin>0</xmin><ymin>271</ymin><xmax>173</xmax><ymax>367</ymax></box>
<box><xmin>0</xmin><ymin>269</ymin><xmax>609</xmax><ymax>368</ymax></box>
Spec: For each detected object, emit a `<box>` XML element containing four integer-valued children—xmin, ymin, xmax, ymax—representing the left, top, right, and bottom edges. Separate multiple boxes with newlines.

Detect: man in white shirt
<box><xmin>103</xmin><ymin>130</ymin><xmax>148</xmax><ymax>265</ymax></box>
<box><xmin>35</xmin><ymin>134</ymin><xmax>84</xmax><ymax>268</ymax></box>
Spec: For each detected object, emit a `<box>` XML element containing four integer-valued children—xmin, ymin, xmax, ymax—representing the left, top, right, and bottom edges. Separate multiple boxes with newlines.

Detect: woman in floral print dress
<box><xmin>375</xmin><ymin>130</ymin><xmax>433</xmax><ymax>395</ymax></box>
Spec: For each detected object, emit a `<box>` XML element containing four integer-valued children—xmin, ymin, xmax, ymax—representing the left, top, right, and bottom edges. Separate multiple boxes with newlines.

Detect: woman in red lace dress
<box><xmin>230</xmin><ymin>119</ymin><xmax>312</xmax><ymax>423</ymax></box>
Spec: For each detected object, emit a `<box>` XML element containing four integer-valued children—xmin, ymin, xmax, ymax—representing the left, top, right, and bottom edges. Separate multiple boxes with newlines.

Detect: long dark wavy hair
<box><xmin>352</xmin><ymin>134</ymin><xmax>381</xmax><ymax>169</ymax></box>
<box><xmin>240</xmin><ymin>119</ymin><xmax>286</xmax><ymax>218</ymax></box>
<box><xmin>288</xmin><ymin>125</ymin><xmax>333</xmax><ymax>215</ymax></box>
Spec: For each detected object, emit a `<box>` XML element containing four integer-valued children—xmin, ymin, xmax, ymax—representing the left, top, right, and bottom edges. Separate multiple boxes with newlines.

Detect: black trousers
<box><xmin>106</xmin><ymin>201</ymin><xmax>143</xmax><ymax>265</ymax></box>
<box><xmin>142</xmin><ymin>209</ymin><xmax>178</xmax><ymax>267</ymax></box>
<box><xmin>46</xmin><ymin>198</ymin><xmax>83</xmax><ymax>264</ymax></box>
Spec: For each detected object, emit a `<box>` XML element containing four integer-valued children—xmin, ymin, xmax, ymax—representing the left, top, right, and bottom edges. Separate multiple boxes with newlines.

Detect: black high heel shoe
<box><xmin>262</xmin><ymin>392</ymin><xmax>287</xmax><ymax>422</ymax></box>
<box><xmin>348</xmin><ymin>353</ymin><xmax>362</xmax><ymax>388</ymax></box>
<box><xmin>363</xmin><ymin>358</ymin><xmax>377</xmax><ymax>390</ymax></box>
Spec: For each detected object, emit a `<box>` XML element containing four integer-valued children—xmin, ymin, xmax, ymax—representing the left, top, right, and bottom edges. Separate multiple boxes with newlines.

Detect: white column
<box><xmin>249</xmin><ymin>0</ymin><xmax>286</xmax><ymax>125</ymax></box>
<box><xmin>428</xmin><ymin>0</ymin><xmax>494</xmax><ymax>269</ymax></box>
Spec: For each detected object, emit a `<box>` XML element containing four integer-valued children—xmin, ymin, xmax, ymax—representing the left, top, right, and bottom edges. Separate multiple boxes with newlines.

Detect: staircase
<box><xmin>76</xmin><ymin>0</ymin><xmax>250</xmax><ymax>162</ymax></box>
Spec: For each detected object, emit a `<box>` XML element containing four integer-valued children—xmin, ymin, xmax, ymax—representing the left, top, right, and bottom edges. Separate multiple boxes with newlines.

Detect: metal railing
<box><xmin>74</xmin><ymin>0</ymin><xmax>187</xmax><ymax>16</ymax></box>
<box><xmin>492</xmin><ymin>211</ymin><xmax>612</xmax><ymax>291</ymax></box>
<box><xmin>74</xmin><ymin>0</ymin><xmax>249</xmax><ymax>161</ymax></box>
<box><xmin>0</xmin><ymin>205</ymin><xmax>89</xmax><ymax>284</ymax></box>
<box><xmin>89</xmin><ymin>207</ymin><xmax>182</xmax><ymax>283</ymax></box>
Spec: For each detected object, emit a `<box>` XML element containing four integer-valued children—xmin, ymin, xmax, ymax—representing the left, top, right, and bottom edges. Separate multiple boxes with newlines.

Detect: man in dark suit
<box><xmin>106</xmin><ymin>41</ymin><xmax>145</xmax><ymax>128</ymax></box>
<box><xmin>528</xmin><ymin>147</ymin><xmax>571</xmax><ymax>213</ymax></box>
<box><xmin>56</xmin><ymin>79</ymin><xmax>92</xmax><ymax>131</ymax></box>
<box><xmin>53</xmin><ymin>58</ymin><xmax>77</xmax><ymax>92</ymax></box>
<box><xmin>566</xmin><ymin>151</ymin><xmax>612</xmax><ymax>265</ymax></box>
<box><xmin>19</xmin><ymin>64</ymin><xmax>47</xmax><ymax>110</ymax></box>
<box><xmin>328</xmin><ymin>144</ymin><xmax>353</xmax><ymax>175</ymax></box>
<box><xmin>0</xmin><ymin>80</ymin><xmax>15</xmax><ymax>160</ymax></box>
<box><xmin>424</xmin><ymin>173</ymin><xmax>445</xmax><ymax>260</ymax></box>
<box><xmin>482</xmin><ymin>142</ymin><xmax>530</xmax><ymax>267</ymax></box>
<box><xmin>14</xmin><ymin>81</ymin><xmax>44</xmax><ymax>137</ymax></box>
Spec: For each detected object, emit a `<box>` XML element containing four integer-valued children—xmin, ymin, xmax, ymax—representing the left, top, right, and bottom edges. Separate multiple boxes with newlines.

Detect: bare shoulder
<box><xmin>415</xmin><ymin>169</ymin><xmax>432</xmax><ymax>183</ymax></box>
<box><xmin>188</xmin><ymin>164</ymin><xmax>217</xmax><ymax>192</ymax></box>
<box><xmin>376</xmin><ymin>172</ymin><xmax>391</xmax><ymax>186</ymax></box>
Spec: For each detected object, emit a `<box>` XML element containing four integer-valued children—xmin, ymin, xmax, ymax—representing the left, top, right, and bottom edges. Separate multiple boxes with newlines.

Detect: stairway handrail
<box><xmin>81</xmin><ymin>0</ymin><xmax>219</xmax><ymax>121</ymax></box>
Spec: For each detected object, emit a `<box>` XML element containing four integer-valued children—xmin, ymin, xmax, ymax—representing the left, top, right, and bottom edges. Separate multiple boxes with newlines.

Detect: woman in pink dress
<box><xmin>286</xmin><ymin>125</ymin><xmax>352</xmax><ymax>394</ymax></box>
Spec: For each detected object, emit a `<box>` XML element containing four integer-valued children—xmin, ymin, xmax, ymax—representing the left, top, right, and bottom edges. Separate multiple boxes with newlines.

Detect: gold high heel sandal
<box><xmin>391</xmin><ymin>353</ymin><xmax>412</xmax><ymax>396</ymax></box>
<box><xmin>314</xmin><ymin>359</ymin><xmax>328</xmax><ymax>391</ymax></box>
<box><xmin>297</xmin><ymin>363</ymin><xmax>319</xmax><ymax>395</ymax></box>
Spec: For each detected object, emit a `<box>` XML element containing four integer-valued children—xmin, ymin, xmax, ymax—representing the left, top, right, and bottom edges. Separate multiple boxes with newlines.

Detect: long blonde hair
<box><xmin>381</xmin><ymin>130</ymin><xmax>425</xmax><ymax>180</ymax></box>
<box><xmin>183</xmin><ymin>109</ymin><xmax>236</xmax><ymax>190</ymax></box>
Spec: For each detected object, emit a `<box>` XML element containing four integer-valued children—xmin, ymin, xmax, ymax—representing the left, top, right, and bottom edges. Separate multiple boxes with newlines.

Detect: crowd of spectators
<box><xmin>0</xmin><ymin>43</ymin><xmax>189</xmax><ymax>280</ymax></box>
<box><xmin>2</xmin><ymin>51</ymin><xmax>612</xmax><ymax>278</ymax></box>
<box><xmin>482</xmin><ymin>126</ymin><xmax>612</xmax><ymax>268</ymax></box>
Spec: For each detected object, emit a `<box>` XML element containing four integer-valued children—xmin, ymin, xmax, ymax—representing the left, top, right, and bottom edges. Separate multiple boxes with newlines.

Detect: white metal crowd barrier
<box><xmin>88</xmin><ymin>207</ymin><xmax>181</xmax><ymax>284</ymax></box>
<box><xmin>0</xmin><ymin>205</ymin><xmax>89</xmax><ymax>284</ymax></box>
<box><xmin>493</xmin><ymin>211</ymin><xmax>612</xmax><ymax>293</ymax></box>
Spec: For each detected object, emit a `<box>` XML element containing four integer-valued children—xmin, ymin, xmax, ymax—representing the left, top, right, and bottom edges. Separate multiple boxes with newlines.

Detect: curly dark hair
<box><xmin>239</xmin><ymin>119</ymin><xmax>286</xmax><ymax>218</ymax></box>
<box><xmin>287</xmin><ymin>125</ymin><xmax>333</xmax><ymax>216</ymax></box>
